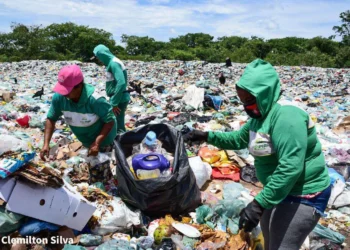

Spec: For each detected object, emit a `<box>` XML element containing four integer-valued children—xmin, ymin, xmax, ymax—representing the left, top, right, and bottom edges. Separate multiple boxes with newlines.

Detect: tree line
<box><xmin>0</xmin><ymin>10</ymin><xmax>349</xmax><ymax>68</ymax></box>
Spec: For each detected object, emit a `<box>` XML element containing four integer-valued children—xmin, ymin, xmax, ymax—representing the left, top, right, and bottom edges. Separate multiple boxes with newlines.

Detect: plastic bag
<box><xmin>188</xmin><ymin>156</ymin><xmax>212</xmax><ymax>189</ymax></box>
<box><xmin>312</xmin><ymin>224</ymin><xmax>345</xmax><ymax>244</ymax></box>
<box><xmin>332</xmin><ymin>190</ymin><xmax>350</xmax><ymax>208</ymax></box>
<box><xmin>196</xmin><ymin>205</ymin><xmax>214</xmax><ymax>226</ymax></box>
<box><xmin>16</xmin><ymin>115</ymin><xmax>30</xmax><ymax>127</ymax></box>
<box><xmin>214</xmin><ymin>199</ymin><xmax>245</xmax><ymax>218</ymax></box>
<box><xmin>114</xmin><ymin>124</ymin><xmax>201</xmax><ymax>216</ymax></box>
<box><xmin>91</xmin><ymin>197</ymin><xmax>141</xmax><ymax>236</ymax></box>
<box><xmin>0</xmin><ymin>152</ymin><xmax>36</xmax><ymax>179</ymax></box>
<box><xmin>95</xmin><ymin>239</ymin><xmax>133</xmax><ymax>250</ymax></box>
<box><xmin>136</xmin><ymin>236</ymin><xmax>154</xmax><ymax>249</ymax></box>
<box><xmin>328</xmin><ymin>168</ymin><xmax>345</xmax><ymax>184</ymax></box>
<box><xmin>0</xmin><ymin>134</ymin><xmax>30</xmax><ymax>156</ymax></box>
<box><xmin>223</xmin><ymin>183</ymin><xmax>246</xmax><ymax>200</ymax></box>
<box><xmin>19</xmin><ymin>218</ymin><xmax>60</xmax><ymax>236</ymax></box>
<box><xmin>328</xmin><ymin>179</ymin><xmax>346</xmax><ymax>208</ymax></box>
<box><xmin>79</xmin><ymin>234</ymin><xmax>103</xmax><ymax>246</ymax></box>
<box><xmin>201</xmin><ymin>192</ymin><xmax>220</xmax><ymax>206</ymax></box>
<box><xmin>63</xmin><ymin>245</ymin><xmax>86</xmax><ymax>250</ymax></box>
<box><xmin>198</xmin><ymin>147</ymin><xmax>220</xmax><ymax>164</ymax></box>
<box><xmin>0</xmin><ymin>205</ymin><xmax>24</xmax><ymax>235</ymax></box>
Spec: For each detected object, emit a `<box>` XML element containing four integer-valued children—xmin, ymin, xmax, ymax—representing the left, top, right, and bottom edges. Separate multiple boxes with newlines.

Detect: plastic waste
<box><xmin>0</xmin><ymin>134</ymin><xmax>30</xmax><ymax>156</ymax></box>
<box><xmin>0</xmin><ymin>205</ymin><xmax>24</xmax><ymax>235</ymax></box>
<box><xmin>312</xmin><ymin>224</ymin><xmax>345</xmax><ymax>244</ymax></box>
<box><xmin>328</xmin><ymin>168</ymin><xmax>345</xmax><ymax>184</ymax></box>
<box><xmin>16</xmin><ymin>115</ymin><xmax>30</xmax><ymax>127</ymax></box>
<box><xmin>223</xmin><ymin>183</ymin><xmax>246</xmax><ymax>200</ymax></box>
<box><xmin>63</xmin><ymin>245</ymin><xmax>86</xmax><ymax>250</ymax></box>
<box><xmin>79</xmin><ymin>234</ymin><xmax>103</xmax><ymax>246</ymax></box>
<box><xmin>132</xmin><ymin>131</ymin><xmax>164</xmax><ymax>155</ymax></box>
<box><xmin>198</xmin><ymin>147</ymin><xmax>221</xmax><ymax>164</ymax></box>
<box><xmin>328</xmin><ymin>179</ymin><xmax>346</xmax><ymax>208</ymax></box>
<box><xmin>188</xmin><ymin>156</ymin><xmax>212</xmax><ymax>189</ymax></box>
<box><xmin>91</xmin><ymin>197</ymin><xmax>141</xmax><ymax>236</ymax></box>
<box><xmin>0</xmin><ymin>152</ymin><xmax>36</xmax><ymax>178</ymax></box>
<box><xmin>19</xmin><ymin>218</ymin><xmax>60</xmax><ymax>236</ymax></box>
<box><xmin>136</xmin><ymin>236</ymin><xmax>154</xmax><ymax>249</ymax></box>
<box><xmin>171</xmin><ymin>222</ymin><xmax>201</xmax><ymax>238</ymax></box>
<box><xmin>155</xmin><ymin>238</ymin><xmax>176</xmax><ymax>250</ymax></box>
<box><xmin>115</xmin><ymin>124</ymin><xmax>201</xmax><ymax>216</ymax></box>
<box><xmin>95</xmin><ymin>239</ymin><xmax>133</xmax><ymax>250</ymax></box>
<box><xmin>332</xmin><ymin>190</ymin><xmax>350</xmax><ymax>208</ymax></box>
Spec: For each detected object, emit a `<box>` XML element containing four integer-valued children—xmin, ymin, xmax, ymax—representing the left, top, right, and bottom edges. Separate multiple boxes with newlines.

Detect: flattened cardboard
<box><xmin>6</xmin><ymin>180</ymin><xmax>96</xmax><ymax>231</ymax></box>
<box><xmin>0</xmin><ymin>177</ymin><xmax>16</xmax><ymax>202</ymax></box>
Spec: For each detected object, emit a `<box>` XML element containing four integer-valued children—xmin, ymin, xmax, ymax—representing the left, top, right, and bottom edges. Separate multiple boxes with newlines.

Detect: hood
<box><xmin>77</xmin><ymin>84</ymin><xmax>95</xmax><ymax>106</ymax></box>
<box><xmin>236</xmin><ymin>59</ymin><xmax>281</xmax><ymax>118</ymax></box>
<box><xmin>93</xmin><ymin>44</ymin><xmax>114</xmax><ymax>66</ymax></box>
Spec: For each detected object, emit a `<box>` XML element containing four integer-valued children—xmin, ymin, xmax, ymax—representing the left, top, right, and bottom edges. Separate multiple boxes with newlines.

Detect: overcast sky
<box><xmin>0</xmin><ymin>0</ymin><xmax>349</xmax><ymax>44</ymax></box>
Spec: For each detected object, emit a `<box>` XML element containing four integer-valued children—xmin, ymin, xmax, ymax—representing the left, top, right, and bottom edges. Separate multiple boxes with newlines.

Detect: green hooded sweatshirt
<box><xmin>208</xmin><ymin>59</ymin><xmax>330</xmax><ymax>209</ymax></box>
<box><xmin>93</xmin><ymin>44</ymin><xmax>130</xmax><ymax>107</ymax></box>
<box><xmin>47</xmin><ymin>84</ymin><xmax>117</xmax><ymax>148</ymax></box>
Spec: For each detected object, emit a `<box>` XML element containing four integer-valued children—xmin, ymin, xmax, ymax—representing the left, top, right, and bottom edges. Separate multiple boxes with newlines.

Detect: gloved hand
<box><xmin>239</xmin><ymin>200</ymin><xmax>264</xmax><ymax>232</ymax></box>
<box><xmin>183</xmin><ymin>129</ymin><xmax>208</xmax><ymax>142</ymax></box>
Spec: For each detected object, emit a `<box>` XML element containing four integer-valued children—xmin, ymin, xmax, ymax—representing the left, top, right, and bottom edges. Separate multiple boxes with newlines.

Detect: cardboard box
<box><xmin>0</xmin><ymin>177</ymin><xmax>16</xmax><ymax>202</ymax></box>
<box><xmin>6</xmin><ymin>180</ymin><xmax>96</xmax><ymax>231</ymax></box>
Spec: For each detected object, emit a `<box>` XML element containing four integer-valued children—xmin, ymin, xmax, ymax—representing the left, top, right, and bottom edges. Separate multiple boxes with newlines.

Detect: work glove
<box><xmin>239</xmin><ymin>200</ymin><xmax>264</xmax><ymax>232</ymax></box>
<box><xmin>183</xmin><ymin>129</ymin><xmax>208</xmax><ymax>142</ymax></box>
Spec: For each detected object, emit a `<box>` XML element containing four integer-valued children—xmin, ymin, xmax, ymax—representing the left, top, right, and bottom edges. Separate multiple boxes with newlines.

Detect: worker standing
<box><xmin>186</xmin><ymin>59</ymin><xmax>331</xmax><ymax>250</ymax></box>
<box><xmin>93</xmin><ymin>44</ymin><xmax>130</xmax><ymax>134</ymax></box>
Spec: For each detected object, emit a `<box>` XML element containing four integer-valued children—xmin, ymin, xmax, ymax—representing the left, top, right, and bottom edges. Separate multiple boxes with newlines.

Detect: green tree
<box><xmin>121</xmin><ymin>35</ymin><xmax>164</xmax><ymax>56</ymax></box>
<box><xmin>217</xmin><ymin>36</ymin><xmax>248</xmax><ymax>50</ymax></box>
<box><xmin>170</xmin><ymin>33</ymin><xmax>214</xmax><ymax>48</ymax></box>
<box><xmin>333</xmin><ymin>10</ymin><xmax>350</xmax><ymax>45</ymax></box>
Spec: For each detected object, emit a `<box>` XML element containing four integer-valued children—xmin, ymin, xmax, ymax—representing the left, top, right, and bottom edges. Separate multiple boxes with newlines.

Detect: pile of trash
<box><xmin>0</xmin><ymin>60</ymin><xmax>349</xmax><ymax>249</ymax></box>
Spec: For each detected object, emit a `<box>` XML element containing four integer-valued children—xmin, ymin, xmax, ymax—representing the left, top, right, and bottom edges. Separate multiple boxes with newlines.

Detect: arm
<box><xmin>255</xmin><ymin>107</ymin><xmax>308</xmax><ymax>209</ymax></box>
<box><xmin>109</xmin><ymin>62</ymin><xmax>127</xmax><ymax>107</ymax></box>
<box><xmin>43</xmin><ymin>119</ymin><xmax>56</xmax><ymax>148</ymax></box>
<box><xmin>41</xmin><ymin>95</ymin><xmax>62</xmax><ymax>161</ymax></box>
<box><xmin>207</xmin><ymin>120</ymin><xmax>250</xmax><ymax>150</ymax></box>
<box><xmin>89</xmin><ymin>97</ymin><xmax>116</xmax><ymax>155</ymax></box>
<box><xmin>95</xmin><ymin>121</ymin><xmax>115</xmax><ymax>146</ymax></box>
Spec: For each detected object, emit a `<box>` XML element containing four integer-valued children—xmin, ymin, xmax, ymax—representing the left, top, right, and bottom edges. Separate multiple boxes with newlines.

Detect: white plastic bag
<box><xmin>91</xmin><ymin>197</ymin><xmax>141</xmax><ymax>236</ymax></box>
<box><xmin>182</xmin><ymin>85</ymin><xmax>205</xmax><ymax>110</ymax></box>
<box><xmin>328</xmin><ymin>179</ymin><xmax>346</xmax><ymax>208</ymax></box>
<box><xmin>0</xmin><ymin>134</ymin><xmax>30</xmax><ymax>156</ymax></box>
<box><xmin>188</xmin><ymin>156</ymin><xmax>212</xmax><ymax>189</ymax></box>
<box><xmin>333</xmin><ymin>190</ymin><xmax>350</xmax><ymax>208</ymax></box>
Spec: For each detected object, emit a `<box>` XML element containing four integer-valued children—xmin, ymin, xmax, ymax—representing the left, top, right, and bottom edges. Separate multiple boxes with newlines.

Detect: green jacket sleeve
<box><xmin>109</xmin><ymin>62</ymin><xmax>127</xmax><ymax>107</ymax></box>
<box><xmin>47</xmin><ymin>94</ymin><xmax>62</xmax><ymax>121</ymax></box>
<box><xmin>255</xmin><ymin>106</ymin><xmax>308</xmax><ymax>209</ymax></box>
<box><xmin>207</xmin><ymin>120</ymin><xmax>250</xmax><ymax>150</ymax></box>
<box><xmin>92</xmin><ymin>97</ymin><xmax>116</xmax><ymax>124</ymax></box>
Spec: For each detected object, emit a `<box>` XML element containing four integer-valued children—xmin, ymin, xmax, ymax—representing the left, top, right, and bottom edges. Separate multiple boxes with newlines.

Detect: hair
<box><xmin>74</xmin><ymin>81</ymin><xmax>84</xmax><ymax>89</ymax></box>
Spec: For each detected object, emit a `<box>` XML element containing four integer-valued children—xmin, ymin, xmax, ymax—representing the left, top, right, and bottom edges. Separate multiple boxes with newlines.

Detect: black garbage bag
<box><xmin>114</xmin><ymin>124</ymin><xmax>201</xmax><ymax>216</ymax></box>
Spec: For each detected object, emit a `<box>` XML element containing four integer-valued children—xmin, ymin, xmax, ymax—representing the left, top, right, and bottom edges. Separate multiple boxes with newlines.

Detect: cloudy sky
<box><xmin>0</xmin><ymin>0</ymin><xmax>349</xmax><ymax>44</ymax></box>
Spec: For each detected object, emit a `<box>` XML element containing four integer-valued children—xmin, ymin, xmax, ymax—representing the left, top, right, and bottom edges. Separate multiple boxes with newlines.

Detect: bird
<box><xmin>129</xmin><ymin>81</ymin><xmax>142</xmax><ymax>95</ymax></box>
<box><xmin>219</xmin><ymin>72</ymin><xmax>226</xmax><ymax>85</ymax></box>
<box><xmin>13</xmin><ymin>78</ymin><xmax>17</xmax><ymax>84</ymax></box>
<box><xmin>32</xmin><ymin>87</ymin><xmax>44</xmax><ymax>99</ymax></box>
<box><xmin>226</xmin><ymin>57</ymin><xmax>232</xmax><ymax>67</ymax></box>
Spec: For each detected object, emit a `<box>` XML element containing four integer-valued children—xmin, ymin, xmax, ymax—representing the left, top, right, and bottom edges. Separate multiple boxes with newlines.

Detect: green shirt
<box><xmin>47</xmin><ymin>84</ymin><xmax>117</xmax><ymax>148</ymax></box>
<box><xmin>93</xmin><ymin>44</ymin><xmax>130</xmax><ymax>107</ymax></box>
<box><xmin>208</xmin><ymin>59</ymin><xmax>330</xmax><ymax>209</ymax></box>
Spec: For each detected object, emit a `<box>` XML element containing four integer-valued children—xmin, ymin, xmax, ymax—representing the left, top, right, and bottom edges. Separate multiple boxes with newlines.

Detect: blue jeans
<box><xmin>282</xmin><ymin>185</ymin><xmax>332</xmax><ymax>217</ymax></box>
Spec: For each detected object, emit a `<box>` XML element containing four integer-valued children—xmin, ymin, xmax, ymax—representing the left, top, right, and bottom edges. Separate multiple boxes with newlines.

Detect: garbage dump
<box><xmin>0</xmin><ymin>59</ymin><xmax>349</xmax><ymax>249</ymax></box>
